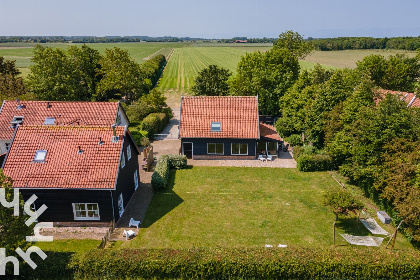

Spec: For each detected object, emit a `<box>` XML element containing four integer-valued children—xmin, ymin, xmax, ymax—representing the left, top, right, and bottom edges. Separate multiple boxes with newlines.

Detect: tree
<box><xmin>230</xmin><ymin>48</ymin><xmax>299</xmax><ymax>115</ymax></box>
<box><xmin>126</xmin><ymin>89</ymin><xmax>169</xmax><ymax>123</ymax></box>
<box><xmin>192</xmin><ymin>65</ymin><xmax>231</xmax><ymax>96</ymax></box>
<box><xmin>324</xmin><ymin>190</ymin><xmax>364</xmax><ymax>245</ymax></box>
<box><xmin>0</xmin><ymin>170</ymin><xmax>34</xmax><ymax>256</ymax></box>
<box><xmin>95</xmin><ymin>47</ymin><xmax>145</xmax><ymax>101</ymax></box>
<box><xmin>274</xmin><ymin>30</ymin><xmax>314</xmax><ymax>59</ymax></box>
<box><xmin>28</xmin><ymin>45</ymin><xmax>101</xmax><ymax>101</ymax></box>
<box><xmin>0</xmin><ymin>57</ymin><xmax>27</xmax><ymax>103</ymax></box>
<box><xmin>356</xmin><ymin>53</ymin><xmax>420</xmax><ymax>92</ymax></box>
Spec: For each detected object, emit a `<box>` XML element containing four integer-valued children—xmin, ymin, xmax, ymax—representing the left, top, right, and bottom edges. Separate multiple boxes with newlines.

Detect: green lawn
<box><xmin>113</xmin><ymin>166</ymin><xmax>412</xmax><ymax>250</ymax></box>
<box><xmin>36</xmin><ymin>239</ymin><xmax>99</xmax><ymax>253</ymax></box>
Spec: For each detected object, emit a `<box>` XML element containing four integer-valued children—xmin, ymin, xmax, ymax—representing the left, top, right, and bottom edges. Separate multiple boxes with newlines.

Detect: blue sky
<box><xmin>0</xmin><ymin>0</ymin><xmax>419</xmax><ymax>38</ymax></box>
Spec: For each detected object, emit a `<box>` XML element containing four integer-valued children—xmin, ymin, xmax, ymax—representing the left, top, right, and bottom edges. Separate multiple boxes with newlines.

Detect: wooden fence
<box><xmin>142</xmin><ymin>145</ymin><xmax>154</xmax><ymax>171</ymax></box>
<box><xmin>97</xmin><ymin>220</ymin><xmax>115</xmax><ymax>249</ymax></box>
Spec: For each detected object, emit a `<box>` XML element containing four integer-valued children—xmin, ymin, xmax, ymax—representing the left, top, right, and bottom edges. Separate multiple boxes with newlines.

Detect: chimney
<box><xmin>77</xmin><ymin>146</ymin><xmax>83</xmax><ymax>154</ymax></box>
<box><xmin>16</xmin><ymin>98</ymin><xmax>22</xmax><ymax>110</ymax></box>
<box><xmin>98</xmin><ymin>137</ymin><xmax>104</xmax><ymax>145</ymax></box>
<box><xmin>47</xmin><ymin>102</ymin><xmax>51</xmax><ymax>108</ymax></box>
<box><xmin>111</xmin><ymin>125</ymin><xmax>119</xmax><ymax>143</ymax></box>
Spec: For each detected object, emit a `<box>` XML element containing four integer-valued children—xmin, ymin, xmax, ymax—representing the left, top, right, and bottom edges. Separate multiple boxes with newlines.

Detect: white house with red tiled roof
<box><xmin>179</xmin><ymin>96</ymin><xmax>283</xmax><ymax>160</ymax></box>
<box><xmin>0</xmin><ymin>100</ymin><xmax>129</xmax><ymax>154</ymax></box>
<box><xmin>2</xmin><ymin>125</ymin><xmax>139</xmax><ymax>225</ymax></box>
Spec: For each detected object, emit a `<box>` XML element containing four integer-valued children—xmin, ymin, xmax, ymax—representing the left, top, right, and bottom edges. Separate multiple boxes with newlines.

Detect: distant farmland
<box><xmin>0</xmin><ymin>42</ymin><xmax>417</xmax><ymax>96</ymax></box>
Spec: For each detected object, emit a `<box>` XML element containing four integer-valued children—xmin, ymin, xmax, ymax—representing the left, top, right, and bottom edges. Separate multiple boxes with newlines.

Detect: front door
<box><xmin>183</xmin><ymin>142</ymin><xmax>193</xmax><ymax>159</ymax></box>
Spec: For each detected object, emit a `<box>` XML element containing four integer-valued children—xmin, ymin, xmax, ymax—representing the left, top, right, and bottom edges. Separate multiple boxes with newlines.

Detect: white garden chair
<box><xmin>129</xmin><ymin>218</ymin><xmax>141</xmax><ymax>229</ymax></box>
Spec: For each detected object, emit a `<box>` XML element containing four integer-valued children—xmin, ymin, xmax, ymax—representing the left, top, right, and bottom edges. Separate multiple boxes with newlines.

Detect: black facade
<box><xmin>181</xmin><ymin>138</ymin><xmax>257</xmax><ymax>159</ymax></box>
<box><xmin>20</xmin><ymin>189</ymin><xmax>114</xmax><ymax>223</ymax></box>
<box><xmin>111</xmin><ymin>134</ymin><xmax>140</xmax><ymax>222</ymax></box>
<box><xmin>19</xmin><ymin>134</ymin><xmax>139</xmax><ymax>225</ymax></box>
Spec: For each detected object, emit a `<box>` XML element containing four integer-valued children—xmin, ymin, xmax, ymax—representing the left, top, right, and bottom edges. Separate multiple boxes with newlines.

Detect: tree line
<box><xmin>310</xmin><ymin>36</ymin><xmax>420</xmax><ymax>51</ymax></box>
<box><xmin>0</xmin><ymin>44</ymin><xmax>166</xmax><ymax>103</ymax></box>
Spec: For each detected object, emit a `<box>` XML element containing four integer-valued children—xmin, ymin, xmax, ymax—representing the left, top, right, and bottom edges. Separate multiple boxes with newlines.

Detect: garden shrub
<box><xmin>69</xmin><ymin>247</ymin><xmax>420</xmax><ymax>279</ymax></box>
<box><xmin>293</xmin><ymin>145</ymin><xmax>317</xmax><ymax>160</ymax></box>
<box><xmin>141</xmin><ymin>112</ymin><xmax>170</xmax><ymax>137</ymax></box>
<box><xmin>151</xmin><ymin>155</ymin><xmax>187</xmax><ymax>191</ymax></box>
<box><xmin>285</xmin><ymin>133</ymin><xmax>303</xmax><ymax>147</ymax></box>
<box><xmin>166</xmin><ymin>154</ymin><xmax>188</xmax><ymax>169</ymax></box>
<box><xmin>297</xmin><ymin>154</ymin><xmax>333</xmax><ymax>172</ymax></box>
<box><xmin>151</xmin><ymin>156</ymin><xmax>169</xmax><ymax>191</ymax></box>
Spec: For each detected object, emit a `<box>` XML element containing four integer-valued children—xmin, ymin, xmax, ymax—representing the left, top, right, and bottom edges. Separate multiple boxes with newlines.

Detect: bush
<box><xmin>297</xmin><ymin>154</ymin><xmax>333</xmax><ymax>172</ymax></box>
<box><xmin>285</xmin><ymin>134</ymin><xmax>303</xmax><ymax>147</ymax></box>
<box><xmin>141</xmin><ymin>112</ymin><xmax>170</xmax><ymax>137</ymax></box>
<box><xmin>151</xmin><ymin>156</ymin><xmax>169</xmax><ymax>191</ymax></box>
<box><xmin>69</xmin><ymin>247</ymin><xmax>420</xmax><ymax>279</ymax></box>
<box><xmin>166</xmin><ymin>154</ymin><xmax>188</xmax><ymax>169</ymax></box>
<box><xmin>130</xmin><ymin>130</ymin><xmax>149</xmax><ymax>147</ymax></box>
<box><xmin>151</xmin><ymin>155</ymin><xmax>187</xmax><ymax>191</ymax></box>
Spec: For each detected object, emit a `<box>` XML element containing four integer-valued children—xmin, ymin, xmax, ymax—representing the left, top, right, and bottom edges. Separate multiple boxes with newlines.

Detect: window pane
<box><xmin>257</xmin><ymin>142</ymin><xmax>266</xmax><ymax>155</ymax></box>
<box><xmin>216</xmin><ymin>143</ymin><xmax>223</xmax><ymax>154</ymax></box>
<box><xmin>74</xmin><ymin>204</ymin><xmax>80</xmax><ymax>211</ymax></box>
<box><xmin>79</xmin><ymin>204</ymin><xmax>86</xmax><ymax>211</ymax></box>
<box><xmin>240</xmin><ymin>144</ymin><xmax>248</xmax><ymax>155</ymax></box>
<box><xmin>211</xmin><ymin>122</ymin><xmax>221</xmax><ymax>131</ymax></box>
<box><xmin>232</xmin><ymin>143</ymin><xmax>239</xmax><ymax>154</ymax></box>
<box><xmin>268</xmin><ymin>142</ymin><xmax>277</xmax><ymax>155</ymax></box>
<box><xmin>208</xmin><ymin>143</ymin><xmax>216</xmax><ymax>154</ymax></box>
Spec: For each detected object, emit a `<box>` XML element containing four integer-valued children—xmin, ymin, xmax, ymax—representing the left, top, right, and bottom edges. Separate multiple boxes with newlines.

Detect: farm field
<box><xmin>303</xmin><ymin>49</ymin><xmax>418</xmax><ymax>69</ymax></box>
<box><xmin>111</xmin><ymin>167</ymin><xmax>413</xmax><ymax>250</ymax></box>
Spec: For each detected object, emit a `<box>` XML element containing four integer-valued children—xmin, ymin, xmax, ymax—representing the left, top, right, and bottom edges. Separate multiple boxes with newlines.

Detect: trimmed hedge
<box><xmin>140</xmin><ymin>54</ymin><xmax>166</xmax><ymax>88</ymax></box>
<box><xmin>151</xmin><ymin>155</ymin><xmax>187</xmax><ymax>191</ymax></box>
<box><xmin>141</xmin><ymin>112</ymin><xmax>170</xmax><ymax>137</ymax></box>
<box><xmin>69</xmin><ymin>247</ymin><xmax>420</xmax><ymax>279</ymax></box>
<box><xmin>297</xmin><ymin>154</ymin><xmax>333</xmax><ymax>172</ymax></box>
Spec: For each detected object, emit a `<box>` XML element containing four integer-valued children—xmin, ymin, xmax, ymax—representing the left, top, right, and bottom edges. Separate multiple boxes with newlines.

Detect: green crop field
<box><xmin>0</xmin><ymin>42</ymin><xmax>417</xmax><ymax>98</ymax></box>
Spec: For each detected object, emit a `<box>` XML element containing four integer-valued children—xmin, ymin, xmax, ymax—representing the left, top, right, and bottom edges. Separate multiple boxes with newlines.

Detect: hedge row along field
<box><xmin>69</xmin><ymin>247</ymin><xmax>420</xmax><ymax>279</ymax></box>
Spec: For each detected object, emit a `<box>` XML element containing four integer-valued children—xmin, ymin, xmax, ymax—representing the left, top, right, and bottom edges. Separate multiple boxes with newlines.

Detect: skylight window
<box><xmin>33</xmin><ymin>150</ymin><xmax>47</xmax><ymax>162</ymax></box>
<box><xmin>44</xmin><ymin>117</ymin><xmax>56</xmax><ymax>125</ymax></box>
<box><xmin>11</xmin><ymin>116</ymin><xmax>24</xmax><ymax>128</ymax></box>
<box><xmin>211</xmin><ymin>122</ymin><xmax>221</xmax><ymax>132</ymax></box>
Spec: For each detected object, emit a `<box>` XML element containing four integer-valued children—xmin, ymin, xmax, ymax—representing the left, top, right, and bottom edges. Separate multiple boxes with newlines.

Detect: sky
<box><xmin>0</xmin><ymin>0</ymin><xmax>419</xmax><ymax>38</ymax></box>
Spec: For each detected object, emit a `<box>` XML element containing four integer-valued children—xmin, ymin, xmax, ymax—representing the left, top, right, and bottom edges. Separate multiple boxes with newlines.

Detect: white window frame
<box><xmin>121</xmin><ymin>152</ymin><xmax>125</xmax><ymax>168</ymax></box>
<box><xmin>11</xmin><ymin>116</ymin><xmax>24</xmax><ymax>128</ymax></box>
<box><xmin>127</xmin><ymin>145</ymin><xmax>132</xmax><ymax>161</ymax></box>
<box><xmin>210</xmin><ymin>122</ymin><xmax>221</xmax><ymax>132</ymax></box>
<box><xmin>44</xmin><ymin>117</ymin><xmax>56</xmax><ymax>125</ymax></box>
<box><xmin>134</xmin><ymin>170</ymin><xmax>139</xmax><ymax>190</ymax></box>
<box><xmin>207</xmin><ymin>143</ymin><xmax>224</xmax><ymax>155</ymax></box>
<box><xmin>118</xmin><ymin>194</ymin><xmax>124</xmax><ymax>217</ymax></box>
<box><xmin>231</xmin><ymin>143</ymin><xmax>248</xmax><ymax>155</ymax></box>
<box><xmin>72</xmin><ymin>203</ymin><xmax>100</xmax><ymax>220</ymax></box>
<box><xmin>33</xmin><ymin>150</ymin><xmax>47</xmax><ymax>162</ymax></box>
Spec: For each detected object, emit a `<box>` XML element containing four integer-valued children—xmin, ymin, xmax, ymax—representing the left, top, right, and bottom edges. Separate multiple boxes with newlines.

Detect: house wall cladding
<box><xmin>112</xmin><ymin>134</ymin><xmax>139</xmax><ymax>222</ymax></box>
<box><xmin>20</xmin><ymin>189</ymin><xmax>114</xmax><ymax>223</ymax></box>
<box><xmin>182</xmin><ymin>138</ymin><xmax>257</xmax><ymax>158</ymax></box>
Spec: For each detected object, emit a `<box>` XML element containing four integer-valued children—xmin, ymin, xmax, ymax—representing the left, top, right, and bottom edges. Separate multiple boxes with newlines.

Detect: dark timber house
<box><xmin>2</xmin><ymin>125</ymin><xmax>140</xmax><ymax>226</ymax></box>
<box><xmin>179</xmin><ymin>96</ymin><xmax>282</xmax><ymax>159</ymax></box>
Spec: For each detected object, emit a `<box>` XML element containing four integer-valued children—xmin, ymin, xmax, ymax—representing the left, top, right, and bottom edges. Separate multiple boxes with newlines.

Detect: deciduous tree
<box><xmin>192</xmin><ymin>65</ymin><xmax>231</xmax><ymax>96</ymax></box>
<box><xmin>0</xmin><ymin>57</ymin><xmax>27</xmax><ymax>102</ymax></box>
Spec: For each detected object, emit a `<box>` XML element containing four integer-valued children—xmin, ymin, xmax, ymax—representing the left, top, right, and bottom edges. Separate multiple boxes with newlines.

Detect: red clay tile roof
<box><xmin>376</xmin><ymin>89</ymin><xmax>419</xmax><ymax>108</ymax></box>
<box><xmin>0</xmin><ymin>101</ymin><xmax>120</xmax><ymax>140</ymax></box>
<box><xmin>180</xmin><ymin>96</ymin><xmax>259</xmax><ymax>139</ymax></box>
<box><xmin>259</xmin><ymin>123</ymin><xmax>282</xmax><ymax>141</ymax></box>
<box><xmin>3</xmin><ymin>126</ymin><xmax>126</xmax><ymax>190</ymax></box>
